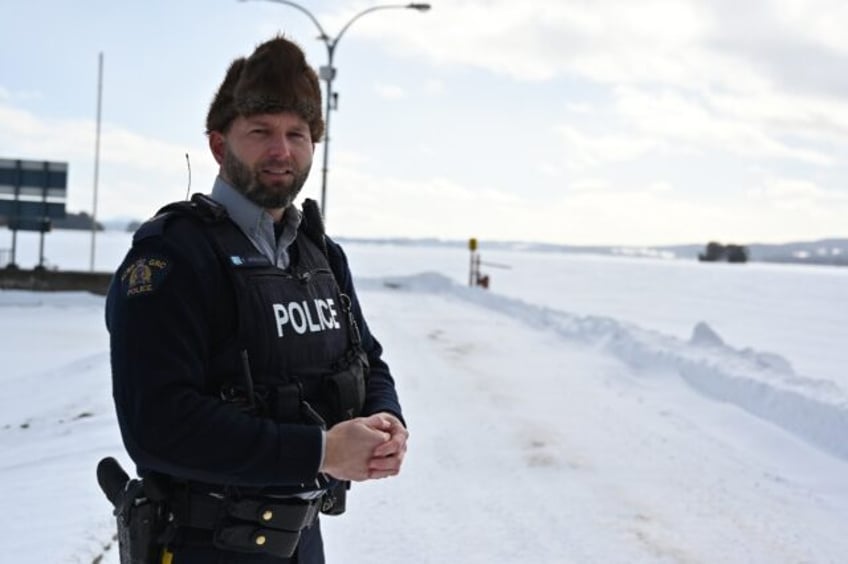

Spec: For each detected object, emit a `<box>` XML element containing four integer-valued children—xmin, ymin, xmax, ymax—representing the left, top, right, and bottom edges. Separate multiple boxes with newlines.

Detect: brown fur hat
<box><xmin>206</xmin><ymin>36</ymin><xmax>324</xmax><ymax>141</ymax></box>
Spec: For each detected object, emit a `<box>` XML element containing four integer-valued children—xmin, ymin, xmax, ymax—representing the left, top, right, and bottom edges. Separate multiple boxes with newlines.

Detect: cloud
<box><xmin>373</xmin><ymin>82</ymin><xmax>406</xmax><ymax>100</ymax></box>
<box><xmin>782</xmin><ymin>1</ymin><xmax>848</xmax><ymax>55</ymax></box>
<box><xmin>569</xmin><ymin>178</ymin><xmax>611</xmax><ymax>193</ymax></box>
<box><xmin>357</xmin><ymin>0</ymin><xmax>848</xmax><ymax>100</ymax></box>
<box><xmin>613</xmin><ymin>86</ymin><xmax>835</xmax><ymax>165</ymax></box>
<box><xmin>0</xmin><ymin>101</ymin><xmax>213</xmax><ymax>219</ymax></box>
<box><xmin>0</xmin><ymin>86</ymin><xmax>43</xmax><ymax>103</ymax></box>
<box><xmin>748</xmin><ymin>177</ymin><xmax>848</xmax><ymax>216</ymax></box>
<box><xmin>349</xmin><ymin>0</ymin><xmax>714</xmax><ymax>83</ymax></box>
<box><xmin>358</xmin><ymin>0</ymin><xmax>848</xmax><ymax>166</ymax></box>
<box><xmin>555</xmin><ymin>124</ymin><xmax>658</xmax><ymax>170</ymax></box>
<box><xmin>425</xmin><ymin>79</ymin><xmax>445</xmax><ymax>96</ymax></box>
<box><xmin>537</xmin><ymin>162</ymin><xmax>562</xmax><ymax>178</ymax></box>
<box><xmin>324</xmin><ymin>157</ymin><xmax>848</xmax><ymax>245</ymax></box>
<box><xmin>548</xmin><ymin>84</ymin><xmax>839</xmax><ymax>173</ymax></box>
<box><xmin>533</xmin><ymin>178</ymin><xmax>848</xmax><ymax>245</ymax></box>
<box><xmin>322</xmin><ymin>162</ymin><xmax>523</xmax><ymax>240</ymax></box>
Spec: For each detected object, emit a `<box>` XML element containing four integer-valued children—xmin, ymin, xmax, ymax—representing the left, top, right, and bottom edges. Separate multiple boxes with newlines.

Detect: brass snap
<box><xmin>262</xmin><ymin>510</ymin><xmax>273</xmax><ymax>522</ymax></box>
<box><xmin>255</xmin><ymin>534</ymin><xmax>267</xmax><ymax>546</ymax></box>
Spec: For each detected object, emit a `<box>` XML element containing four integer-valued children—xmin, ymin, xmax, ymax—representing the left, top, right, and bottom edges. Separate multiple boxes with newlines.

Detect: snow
<box><xmin>1</xmin><ymin>230</ymin><xmax>848</xmax><ymax>563</ymax></box>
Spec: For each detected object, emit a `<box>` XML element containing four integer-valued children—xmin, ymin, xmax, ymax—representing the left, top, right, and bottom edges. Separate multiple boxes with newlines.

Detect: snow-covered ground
<box><xmin>1</xmin><ymin>229</ymin><xmax>847</xmax><ymax>563</ymax></box>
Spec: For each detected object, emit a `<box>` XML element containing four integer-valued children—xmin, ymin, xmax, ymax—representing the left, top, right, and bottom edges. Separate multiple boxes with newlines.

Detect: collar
<box><xmin>209</xmin><ymin>176</ymin><xmax>302</xmax><ymax>267</ymax></box>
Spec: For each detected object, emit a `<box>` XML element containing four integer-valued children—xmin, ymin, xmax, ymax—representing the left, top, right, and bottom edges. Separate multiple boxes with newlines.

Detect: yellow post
<box><xmin>468</xmin><ymin>238</ymin><xmax>478</xmax><ymax>286</ymax></box>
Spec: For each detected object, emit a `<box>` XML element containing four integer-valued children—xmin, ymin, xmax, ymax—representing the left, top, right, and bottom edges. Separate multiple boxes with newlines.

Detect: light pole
<box><xmin>240</xmin><ymin>0</ymin><xmax>431</xmax><ymax>220</ymax></box>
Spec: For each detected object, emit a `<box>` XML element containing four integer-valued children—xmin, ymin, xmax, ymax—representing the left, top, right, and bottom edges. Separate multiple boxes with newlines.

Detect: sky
<box><xmin>2</xmin><ymin>238</ymin><xmax>848</xmax><ymax>562</ymax></box>
<box><xmin>1</xmin><ymin>0</ymin><xmax>848</xmax><ymax>246</ymax></box>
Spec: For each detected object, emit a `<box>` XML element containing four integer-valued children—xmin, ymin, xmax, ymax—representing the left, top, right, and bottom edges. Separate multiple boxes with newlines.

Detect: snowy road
<box><xmin>324</xmin><ymin>284</ymin><xmax>848</xmax><ymax>564</ymax></box>
<box><xmin>1</xmin><ymin>279</ymin><xmax>847</xmax><ymax>563</ymax></box>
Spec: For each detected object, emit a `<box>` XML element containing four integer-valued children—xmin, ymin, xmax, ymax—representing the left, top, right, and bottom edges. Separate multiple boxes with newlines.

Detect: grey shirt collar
<box><xmin>210</xmin><ymin>176</ymin><xmax>302</xmax><ymax>269</ymax></box>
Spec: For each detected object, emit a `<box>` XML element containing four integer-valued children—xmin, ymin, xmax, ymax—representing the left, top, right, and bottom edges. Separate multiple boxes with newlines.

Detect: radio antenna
<box><xmin>185</xmin><ymin>153</ymin><xmax>192</xmax><ymax>200</ymax></box>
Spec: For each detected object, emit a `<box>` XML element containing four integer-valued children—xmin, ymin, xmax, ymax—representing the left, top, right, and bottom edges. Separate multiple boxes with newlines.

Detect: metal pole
<box><xmin>320</xmin><ymin>45</ymin><xmax>335</xmax><ymax>217</ymax></box>
<box><xmin>38</xmin><ymin>228</ymin><xmax>45</xmax><ymax>268</ymax></box>
<box><xmin>9</xmin><ymin>218</ymin><xmax>17</xmax><ymax>267</ymax></box>
<box><xmin>10</xmin><ymin>160</ymin><xmax>20</xmax><ymax>268</ymax></box>
<box><xmin>38</xmin><ymin>161</ymin><xmax>47</xmax><ymax>268</ymax></box>
<box><xmin>90</xmin><ymin>52</ymin><xmax>103</xmax><ymax>272</ymax></box>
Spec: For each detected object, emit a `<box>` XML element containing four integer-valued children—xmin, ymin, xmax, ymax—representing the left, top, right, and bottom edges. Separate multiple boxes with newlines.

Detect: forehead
<box><xmin>238</xmin><ymin>112</ymin><xmax>310</xmax><ymax>129</ymax></box>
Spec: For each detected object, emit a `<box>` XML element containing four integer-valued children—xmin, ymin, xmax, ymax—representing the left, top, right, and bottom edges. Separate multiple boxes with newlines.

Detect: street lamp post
<box><xmin>240</xmin><ymin>0</ymin><xmax>431</xmax><ymax>220</ymax></box>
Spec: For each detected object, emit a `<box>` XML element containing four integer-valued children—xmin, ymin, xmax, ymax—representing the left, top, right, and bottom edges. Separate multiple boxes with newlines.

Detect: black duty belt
<box><xmin>170</xmin><ymin>490</ymin><xmax>322</xmax><ymax>558</ymax></box>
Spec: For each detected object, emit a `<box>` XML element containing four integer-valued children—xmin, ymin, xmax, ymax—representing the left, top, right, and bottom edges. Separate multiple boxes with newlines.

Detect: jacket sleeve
<box><xmin>106</xmin><ymin>225</ymin><xmax>324</xmax><ymax>487</ymax></box>
<box><xmin>325</xmin><ymin>238</ymin><xmax>405</xmax><ymax>426</ymax></box>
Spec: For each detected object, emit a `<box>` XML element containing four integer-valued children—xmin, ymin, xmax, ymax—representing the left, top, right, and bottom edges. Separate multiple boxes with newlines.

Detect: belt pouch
<box><xmin>272</xmin><ymin>382</ymin><xmax>302</xmax><ymax>422</ymax></box>
<box><xmin>228</xmin><ymin>497</ymin><xmax>318</xmax><ymax>531</ymax></box>
<box><xmin>214</xmin><ymin>525</ymin><xmax>301</xmax><ymax>558</ymax></box>
<box><xmin>211</xmin><ymin>497</ymin><xmax>320</xmax><ymax>558</ymax></box>
<box><xmin>324</xmin><ymin>353</ymin><xmax>367</xmax><ymax>422</ymax></box>
<box><xmin>320</xmin><ymin>481</ymin><xmax>348</xmax><ymax>516</ymax></box>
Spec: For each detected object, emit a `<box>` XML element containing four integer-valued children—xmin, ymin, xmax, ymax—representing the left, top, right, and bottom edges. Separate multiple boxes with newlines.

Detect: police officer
<box><xmin>105</xmin><ymin>36</ymin><xmax>407</xmax><ymax>563</ymax></box>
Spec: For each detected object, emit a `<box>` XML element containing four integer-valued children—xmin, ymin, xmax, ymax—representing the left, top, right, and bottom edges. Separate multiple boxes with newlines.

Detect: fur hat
<box><xmin>206</xmin><ymin>36</ymin><xmax>324</xmax><ymax>141</ymax></box>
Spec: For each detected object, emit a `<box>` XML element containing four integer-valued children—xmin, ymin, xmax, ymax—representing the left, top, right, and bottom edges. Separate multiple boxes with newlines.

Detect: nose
<box><xmin>267</xmin><ymin>134</ymin><xmax>293</xmax><ymax>159</ymax></box>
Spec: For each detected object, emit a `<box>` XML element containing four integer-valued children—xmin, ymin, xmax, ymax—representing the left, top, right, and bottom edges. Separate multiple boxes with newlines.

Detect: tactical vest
<box><xmin>146</xmin><ymin>194</ymin><xmax>368</xmax><ymax>430</ymax></box>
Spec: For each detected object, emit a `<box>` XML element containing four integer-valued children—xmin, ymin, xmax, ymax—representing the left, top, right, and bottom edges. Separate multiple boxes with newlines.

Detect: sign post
<box><xmin>468</xmin><ymin>237</ymin><xmax>478</xmax><ymax>287</ymax></box>
<box><xmin>467</xmin><ymin>237</ymin><xmax>512</xmax><ymax>289</ymax></box>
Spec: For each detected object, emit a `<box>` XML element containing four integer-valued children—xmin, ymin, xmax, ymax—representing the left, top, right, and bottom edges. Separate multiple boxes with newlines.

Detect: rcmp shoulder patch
<box><xmin>120</xmin><ymin>255</ymin><xmax>171</xmax><ymax>297</ymax></box>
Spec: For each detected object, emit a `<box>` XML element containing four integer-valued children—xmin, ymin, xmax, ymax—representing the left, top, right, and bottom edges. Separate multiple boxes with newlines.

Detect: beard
<box><xmin>222</xmin><ymin>144</ymin><xmax>311</xmax><ymax>209</ymax></box>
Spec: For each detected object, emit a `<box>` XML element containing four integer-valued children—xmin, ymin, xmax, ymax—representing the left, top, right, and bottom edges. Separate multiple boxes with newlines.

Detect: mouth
<box><xmin>261</xmin><ymin>167</ymin><xmax>293</xmax><ymax>177</ymax></box>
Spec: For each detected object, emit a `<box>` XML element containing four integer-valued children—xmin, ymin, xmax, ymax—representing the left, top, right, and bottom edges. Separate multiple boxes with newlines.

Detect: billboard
<box><xmin>0</xmin><ymin>159</ymin><xmax>68</xmax><ymax>232</ymax></box>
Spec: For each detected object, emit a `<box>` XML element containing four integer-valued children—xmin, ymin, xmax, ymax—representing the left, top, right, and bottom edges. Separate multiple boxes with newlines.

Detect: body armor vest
<box><xmin>155</xmin><ymin>195</ymin><xmax>368</xmax><ymax>429</ymax></box>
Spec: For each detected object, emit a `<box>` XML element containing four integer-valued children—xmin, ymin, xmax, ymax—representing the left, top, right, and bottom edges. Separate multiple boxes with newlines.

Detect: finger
<box><xmin>372</xmin><ymin>440</ymin><xmax>400</xmax><ymax>458</ymax></box>
<box><xmin>369</xmin><ymin>453</ymin><xmax>404</xmax><ymax>477</ymax></box>
<box><xmin>373</xmin><ymin>430</ymin><xmax>408</xmax><ymax>457</ymax></box>
<box><xmin>368</xmin><ymin>469</ymin><xmax>398</xmax><ymax>480</ymax></box>
<box><xmin>362</xmin><ymin>413</ymin><xmax>391</xmax><ymax>430</ymax></box>
<box><xmin>359</xmin><ymin>424</ymin><xmax>391</xmax><ymax>444</ymax></box>
<box><xmin>372</xmin><ymin>447</ymin><xmax>398</xmax><ymax>461</ymax></box>
<box><xmin>369</xmin><ymin>451</ymin><xmax>405</xmax><ymax>472</ymax></box>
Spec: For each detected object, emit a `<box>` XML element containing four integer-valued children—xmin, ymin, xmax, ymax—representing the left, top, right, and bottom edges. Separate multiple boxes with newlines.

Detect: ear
<box><xmin>209</xmin><ymin>131</ymin><xmax>226</xmax><ymax>165</ymax></box>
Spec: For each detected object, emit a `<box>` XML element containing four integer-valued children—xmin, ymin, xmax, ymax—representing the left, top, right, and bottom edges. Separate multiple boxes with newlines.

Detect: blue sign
<box><xmin>0</xmin><ymin>159</ymin><xmax>68</xmax><ymax>231</ymax></box>
<box><xmin>0</xmin><ymin>200</ymin><xmax>66</xmax><ymax>218</ymax></box>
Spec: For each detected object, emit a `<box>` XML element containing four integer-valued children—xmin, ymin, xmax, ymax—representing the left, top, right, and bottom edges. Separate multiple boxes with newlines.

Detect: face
<box><xmin>211</xmin><ymin>112</ymin><xmax>314</xmax><ymax>210</ymax></box>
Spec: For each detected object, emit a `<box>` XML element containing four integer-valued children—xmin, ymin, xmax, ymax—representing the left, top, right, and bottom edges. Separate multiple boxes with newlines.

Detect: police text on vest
<box><xmin>273</xmin><ymin>299</ymin><xmax>341</xmax><ymax>337</ymax></box>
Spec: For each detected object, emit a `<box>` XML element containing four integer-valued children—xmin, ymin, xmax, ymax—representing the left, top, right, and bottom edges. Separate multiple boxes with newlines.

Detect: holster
<box><xmin>97</xmin><ymin>458</ymin><xmax>167</xmax><ymax>564</ymax></box>
<box><xmin>117</xmin><ymin>496</ymin><xmax>163</xmax><ymax>564</ymax></box>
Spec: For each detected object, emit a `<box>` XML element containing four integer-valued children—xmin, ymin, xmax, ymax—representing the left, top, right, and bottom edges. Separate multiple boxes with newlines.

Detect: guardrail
<box><xmin>0</xmin><ymin>267</ymin><xmax>113</xmax><ymax>295</ymax></box>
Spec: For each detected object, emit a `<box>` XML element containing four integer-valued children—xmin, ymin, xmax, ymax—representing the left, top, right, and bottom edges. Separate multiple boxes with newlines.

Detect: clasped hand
<box><xmin>320</xmin><ymin>412</ymin><xmax>408</xmax><ymax>482</ymax></box>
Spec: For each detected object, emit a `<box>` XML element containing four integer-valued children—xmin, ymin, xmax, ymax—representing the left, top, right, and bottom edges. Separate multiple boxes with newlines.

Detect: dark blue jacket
<box><xmin>106</xmin><ymin>210</ymin><xmax>403</xmax><ymax>490</ymax></box>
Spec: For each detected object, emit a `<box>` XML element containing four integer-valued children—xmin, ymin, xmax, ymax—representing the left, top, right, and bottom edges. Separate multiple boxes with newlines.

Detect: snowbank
<box><xmin>362</xmin><ymin>273</ymin><xmax>848</xmax><ymax>462</ymax></box>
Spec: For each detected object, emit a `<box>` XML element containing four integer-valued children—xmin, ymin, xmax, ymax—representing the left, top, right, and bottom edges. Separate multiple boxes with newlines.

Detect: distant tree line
<box><xmin>698</xmin><ymin>241</ymin><xmax>748</xmax><ymax>263</ymax></box>
<box><xmin>53</xmin><ymin>211</ymin><xmax>104</xmax><ymax>231</ymax></box>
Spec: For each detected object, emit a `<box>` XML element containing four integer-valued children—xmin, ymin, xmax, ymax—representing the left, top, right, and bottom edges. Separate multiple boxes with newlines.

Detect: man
<box><xmin>105</xmin><ymin>36</ymin><xmax>407</xmax><ymax>564</ymax></box>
